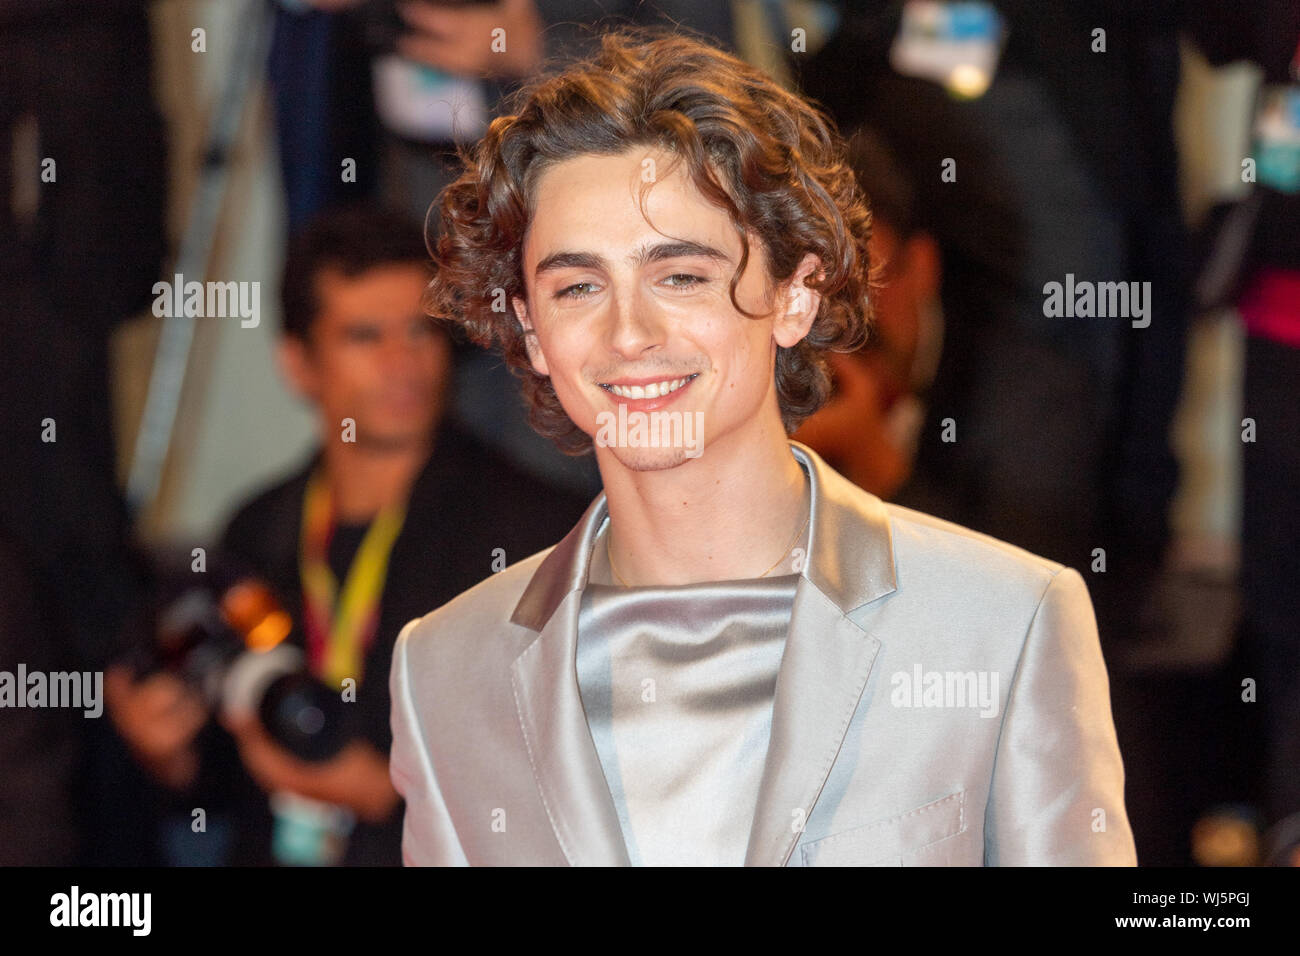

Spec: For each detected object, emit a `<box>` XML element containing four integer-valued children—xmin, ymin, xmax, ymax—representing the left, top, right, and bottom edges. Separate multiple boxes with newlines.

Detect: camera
<box><xmin>127</xmin><ymin>564</ymin><xmax>348</xmax><ymax>762</ymax></box>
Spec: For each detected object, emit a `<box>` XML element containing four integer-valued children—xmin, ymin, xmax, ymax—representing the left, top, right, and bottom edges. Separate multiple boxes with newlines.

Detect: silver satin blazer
<box><xmin>389</xmin><ymin>441</ymin><xmax>1137</xmax><ymax>866</ymax></box>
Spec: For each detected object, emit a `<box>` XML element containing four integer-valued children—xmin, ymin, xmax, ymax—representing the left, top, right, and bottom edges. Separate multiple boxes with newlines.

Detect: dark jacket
<box><xmin>212</xmin><ymin>421</ymin><xmax>593</xmax><ymax>865</ymax></box>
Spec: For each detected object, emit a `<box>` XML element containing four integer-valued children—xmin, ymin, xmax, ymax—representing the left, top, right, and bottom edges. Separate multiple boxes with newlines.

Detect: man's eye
<box><xmin>554</xmin><ymin>274</ymin><xmax>706</xmax><ymax>299</ymax></box>
<box><xmin>345</xmin><ymin>327</ymin><xmax>381</xmax><ymax>342</ymax></box>
<box><xmin>556</xmin><ymin>282</ymin><xmax>598</xmax><ymax>300</ymax></box>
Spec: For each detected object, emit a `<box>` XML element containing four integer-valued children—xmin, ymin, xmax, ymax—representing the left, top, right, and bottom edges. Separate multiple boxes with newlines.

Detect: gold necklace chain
<box><xmin>606</xmin><ymin>506</ymin><xmax>810</xmax><ymax>587</ymax></box>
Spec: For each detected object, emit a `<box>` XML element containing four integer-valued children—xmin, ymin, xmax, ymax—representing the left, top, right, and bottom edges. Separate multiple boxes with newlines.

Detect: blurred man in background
<box><xmin>106</xmin><ymin>205</ymin><xmax>590</xmax><ymax>865</ymax></box>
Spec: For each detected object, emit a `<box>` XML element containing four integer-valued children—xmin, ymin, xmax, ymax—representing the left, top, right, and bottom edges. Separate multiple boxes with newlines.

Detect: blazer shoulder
<box><xmin>880</xmin><ymin>500</ymin><xmax>1070</xmax><ymax>595</ymax></box>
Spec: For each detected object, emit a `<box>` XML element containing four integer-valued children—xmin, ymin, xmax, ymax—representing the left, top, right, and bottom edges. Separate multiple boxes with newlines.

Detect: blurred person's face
<box><xmin>511</xmin><ymin>147</ymin><xmax>820</xmax><ymax>472</ymax></box>
<box><xmin>278</xmin><ymin>264</ymin><xmax>450</xmax><ymax>450</ymax></box>
<box><xmin>866</xmin><ymin>217</ymin><xmax>940</xmax><ymax>386</ymax></box>
<box><xmin>790</xmin><ymin>214</ymin><xmax>939</xmax><ymax>493</ymax></box>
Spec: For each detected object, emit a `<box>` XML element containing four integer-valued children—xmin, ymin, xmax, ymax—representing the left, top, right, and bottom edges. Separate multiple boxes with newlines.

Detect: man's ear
<box><xmin>275</xmin><ymin>335</ymin><xmax>318</xmax><ymax>402</ymax></box>
<box><xmin>773</xmin><ymin>252</ymin><xmax>823</xmax><ymax>349</ymax></box>
<box><xmin>511</xmin><ymin>295</ymin><xmax>550</xmax><ymax>377</ymax></box>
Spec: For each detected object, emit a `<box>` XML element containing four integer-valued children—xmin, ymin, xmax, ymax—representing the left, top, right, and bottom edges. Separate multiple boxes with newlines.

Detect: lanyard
<box><xmin>299</xmin><ymin>467</ymin><xmax>408</xmax><ymax>688</ymax></box>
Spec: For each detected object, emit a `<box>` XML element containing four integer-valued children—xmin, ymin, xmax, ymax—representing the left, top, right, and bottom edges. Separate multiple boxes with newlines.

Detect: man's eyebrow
<box><xmin>532</xmin><ymin>240</ymin><xmax>731</xmax><ymax>278</ymax></box>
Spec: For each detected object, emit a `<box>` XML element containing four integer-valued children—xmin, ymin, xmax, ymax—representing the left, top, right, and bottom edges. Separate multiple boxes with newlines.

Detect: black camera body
<box><xmin>133</xmin><ymin>566</ymin><xmax>348</xmax><ymax>762</ymax></box>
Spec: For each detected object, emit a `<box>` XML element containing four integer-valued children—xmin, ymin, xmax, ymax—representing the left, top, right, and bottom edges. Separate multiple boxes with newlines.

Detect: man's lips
<box><xmin>597</xmin><ymin>372</ymin><xmax>699</xmax><ymax>410</ymax></box>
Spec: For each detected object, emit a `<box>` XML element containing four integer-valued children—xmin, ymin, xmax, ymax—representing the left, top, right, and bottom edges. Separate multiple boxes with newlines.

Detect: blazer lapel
<box><xmin>744</xmin><ymin>442</ymin><xmax>898</xmax><ymax>866</ymax></box>
<box><xmin>742</xmin><ymin>583</ymin><xmax>882</xmax><ymax>865</ymax></box>
<box><xmin>509</xmin><ymin>498</ymin><xmax>631</xmax><ymax>866</ymax></box>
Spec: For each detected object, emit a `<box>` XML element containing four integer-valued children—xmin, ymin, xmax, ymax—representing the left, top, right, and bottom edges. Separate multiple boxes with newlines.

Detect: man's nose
<box><xmin>603</xmin><ymin>286</ymin><xmax>665</xmax><ymax>359</ymax></box>
<box><xmin>381</xmin><ymin>330</ymin><xmax>426</xmax><ymax>373</ymax></box>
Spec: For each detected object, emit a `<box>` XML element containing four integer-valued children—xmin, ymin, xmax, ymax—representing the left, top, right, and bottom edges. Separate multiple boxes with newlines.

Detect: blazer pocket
<box><xmin>798</xmin><ymin>789</ymin><xmax>967</xmax><ymax>867</ymax></box>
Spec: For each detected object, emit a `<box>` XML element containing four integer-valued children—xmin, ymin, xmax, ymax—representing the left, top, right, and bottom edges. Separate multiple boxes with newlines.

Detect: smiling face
<box><xmin>512</xmin><ymin>147</ymin><xmax>821</xmax><ymax>473</ymax></box>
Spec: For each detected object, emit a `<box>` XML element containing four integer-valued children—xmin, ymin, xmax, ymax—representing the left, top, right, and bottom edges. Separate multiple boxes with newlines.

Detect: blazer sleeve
<box><xmin>389</xmin><ymin>617</ymin><xmax>470</xmax><ymax>866</ymax></box>
<box><xmin>984</xmin><ymin>567</ymin><xmax>1138</xmax><ymax>865</ymax></box>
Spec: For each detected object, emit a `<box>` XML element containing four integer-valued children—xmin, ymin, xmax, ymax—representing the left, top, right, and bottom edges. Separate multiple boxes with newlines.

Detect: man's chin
<box><xmin>605</xmin><ymin>444</ymin><xmax>698</xmax><ymax>472</ymax></box>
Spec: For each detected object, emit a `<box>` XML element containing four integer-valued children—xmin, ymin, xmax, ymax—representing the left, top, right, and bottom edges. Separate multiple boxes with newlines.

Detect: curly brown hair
<box><xmin>423</xmin><ymin>25</ymin><xmax>874</xmax><ymax>455</ymax></box>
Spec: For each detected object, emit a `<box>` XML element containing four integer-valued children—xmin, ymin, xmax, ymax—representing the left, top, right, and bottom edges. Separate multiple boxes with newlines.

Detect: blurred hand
<box><xmin>104</xmin><ymin>665</ymin><xmax>207</xmax><ymax>790</ymax></box>
<box><xmin>221</xmin><ymin>712</ymin><xmax>399</xmax><ymax>823</ymax></box>
<box><xmin>396</xmin><ymin>0</ymin><xmax>543</xmax><ymax>80</ymax></box>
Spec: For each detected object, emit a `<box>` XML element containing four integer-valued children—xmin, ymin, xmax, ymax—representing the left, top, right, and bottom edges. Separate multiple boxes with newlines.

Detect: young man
<box><xmin>391</xmin><ymin>29</ymin><xmax>1136</xmax><ymax>866</ymax></box>
<box><xmin>106</xmin><ymin>205</ymin><xmax>588</xmax><ymax>865</ymax></box>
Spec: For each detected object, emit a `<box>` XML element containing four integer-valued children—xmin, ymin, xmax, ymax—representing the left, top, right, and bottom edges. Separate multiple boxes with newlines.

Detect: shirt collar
<box><xmin>509</xmin><ymin>439</ymin><xmax>898</xmax><ymax>631</ymax></box>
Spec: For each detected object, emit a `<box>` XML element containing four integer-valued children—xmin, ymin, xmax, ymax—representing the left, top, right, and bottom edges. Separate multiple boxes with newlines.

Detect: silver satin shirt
<box><xmin>575</xmin><ymin>510</ymin><xmax>810</xmax><ymax>867</ymax></box>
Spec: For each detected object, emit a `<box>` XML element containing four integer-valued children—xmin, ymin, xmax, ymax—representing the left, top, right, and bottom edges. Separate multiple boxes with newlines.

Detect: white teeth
<box><xmin>607</xmin><ymin>376</ymin><xmax>692</xmax><ymax>399</ymax></box>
